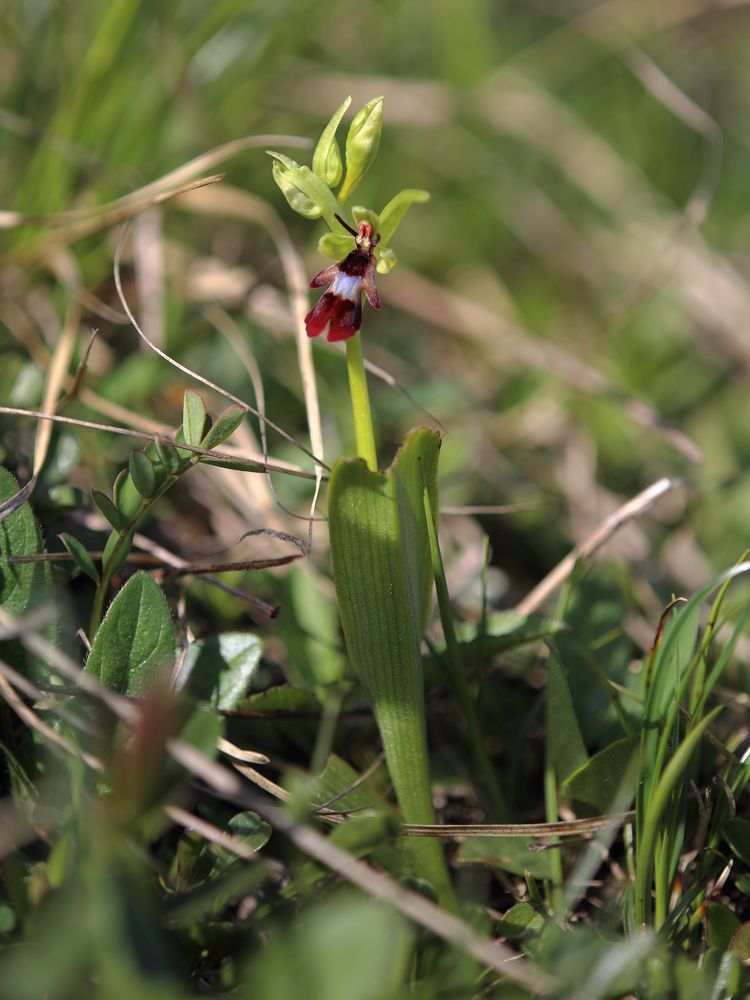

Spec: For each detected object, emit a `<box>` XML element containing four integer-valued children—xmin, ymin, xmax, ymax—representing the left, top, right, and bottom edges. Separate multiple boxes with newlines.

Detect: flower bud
<box><xmin>312</xmin><ymin>95</ymin><xmax>351</xmax><ymax>188</ymax></box>
<box><xmin>338</xmin><ymin>97</ymin><xmax>384</xmax><ymax>202</ymax></box>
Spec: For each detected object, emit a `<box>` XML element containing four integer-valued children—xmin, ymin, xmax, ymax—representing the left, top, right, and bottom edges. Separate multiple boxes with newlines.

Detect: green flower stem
<box><xmin>422</xmin><ymin>488</ymin><xmax>509</xmax><ymax>819</ymax></box>
<box><xmin>345</xmin><ymin>335</ymin><xmax>377</xmax><ymax>471</ymax></box>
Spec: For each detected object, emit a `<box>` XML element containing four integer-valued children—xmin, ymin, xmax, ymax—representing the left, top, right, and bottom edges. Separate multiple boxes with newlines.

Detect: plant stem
<box><xmin>346</xmin><ymin>335</ymin><xmax>377</xmax><ymax>471</ymax></box>
<box><xmin>422</xmin><ymin>489</ymin><xmax>509</xmax><ymax>818</ymax></box>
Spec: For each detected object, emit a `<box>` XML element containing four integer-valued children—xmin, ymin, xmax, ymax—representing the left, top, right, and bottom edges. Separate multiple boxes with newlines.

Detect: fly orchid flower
<box><xmin>305</xmin><ymin>215</ymin><xmax>382</xmax><ymax>342</ymax></box>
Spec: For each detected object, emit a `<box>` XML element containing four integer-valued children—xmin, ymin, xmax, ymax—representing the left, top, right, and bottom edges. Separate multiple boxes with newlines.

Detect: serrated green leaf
<box><xmin>312</xmin><ymin>95</ymin><xmax>350</xmax><ymax>187</ymax></box>
<box><xmin>182</xmin><ymin>390</ymin><xmax>207</xmax><ymax>447</ymax></box>
<box><xmin>0</xmin><ymin>468</ymin><xmax>54</xmax><ymax>676</ymax></box>
<box><xmin>200</xmin><ymin>405</ymin><xmax>244</xmax><ymax>450</ymax></box>
<box><xmin>58</xmin><ymin>532</ymin><xmax>99</xmax><ymax>584</ymax></box>
<box><xmin>176</xmin><ymin>632</ymin><xmax>263</xmax><ymax>710</ymax></box>
<box><xmin>92</xmin><ymin>489</ymin><xmax>125</xmax><ymax>530</ymax></box>
<box><xmin>378</xmin><ymin>188</ymin><xmax>430</xmax><ymax>246</ymax></box>
<box><xmin>128</xmin><ymin>451</ymin><xmax>156</xmax><ymax>498</ymax></box>
<box><xmin>85</xmin><ymin>571</ymin><xmax>175</xmax><ymax>696</ymax></box>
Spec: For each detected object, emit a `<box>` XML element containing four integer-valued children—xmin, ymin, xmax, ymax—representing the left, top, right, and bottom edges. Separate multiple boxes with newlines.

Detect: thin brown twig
<box><xmin>516</xmin><ymin>477</ymin><xmax>680</xmax><ymax>616</ymax></box>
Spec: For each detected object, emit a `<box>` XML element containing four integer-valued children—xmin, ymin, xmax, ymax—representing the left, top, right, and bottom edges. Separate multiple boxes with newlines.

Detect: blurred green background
<box><xmin>2</xmin><ymin>0</ymin><xmax>750</xmax><ymax>613</ymax></box>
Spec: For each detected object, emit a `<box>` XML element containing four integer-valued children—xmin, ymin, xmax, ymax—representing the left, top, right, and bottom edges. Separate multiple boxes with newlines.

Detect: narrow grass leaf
<box><xmin>85</xmin><ymin>571</ymin><xmax>175</xmax><ymax>696</ymax></box>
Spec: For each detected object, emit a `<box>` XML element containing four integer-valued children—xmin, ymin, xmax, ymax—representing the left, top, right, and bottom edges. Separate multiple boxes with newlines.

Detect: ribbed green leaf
<box><xmin>328</xmin><ymin>427</ymin><xmax>453</xmax><ymax>905</ymax></box>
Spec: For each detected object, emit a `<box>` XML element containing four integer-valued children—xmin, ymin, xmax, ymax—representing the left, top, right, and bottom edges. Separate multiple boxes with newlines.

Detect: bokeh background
<box><xmin>3</xmin><ymin>0</ymin><xmax>750</xmax><ymax>665</ymax></box>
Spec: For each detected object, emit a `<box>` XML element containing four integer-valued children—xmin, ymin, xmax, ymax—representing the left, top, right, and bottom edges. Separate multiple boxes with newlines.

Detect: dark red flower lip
<box><xmin>305</xmin><ymin>220</ymin><xmax>382</xmax><ymax>342</ymax></box>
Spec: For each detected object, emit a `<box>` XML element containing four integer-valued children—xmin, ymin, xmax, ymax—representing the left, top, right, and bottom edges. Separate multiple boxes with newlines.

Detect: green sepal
<box><xmin>312</xmin><ymin>95</ymin><xmax>351</xmax><ymax>188</ymax></box>
<box><xmin>378</xmin><ymin>189</ymin><xmax>430</xmax><ymax>246</ymax></box>
<box><xmin>318</xmin><ymin>233</ymin><xmax>354</xmax><ymax>262</ymax></box>
<box><xmin>58</xmin><ymin>532</ymin><xmax>100</xmax><ymax>584</ymax></box>
<box><xmin>351</xmin><ymin>205</ymin><xmax>380</xmax><ymax>231</ymax></box>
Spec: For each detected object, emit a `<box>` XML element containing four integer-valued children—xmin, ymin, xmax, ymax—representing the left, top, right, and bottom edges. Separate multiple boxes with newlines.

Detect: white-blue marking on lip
<box><xmin>331</xmin><ymin>273</ymin><xmax>361</xmax><ymax>300</ymax></box>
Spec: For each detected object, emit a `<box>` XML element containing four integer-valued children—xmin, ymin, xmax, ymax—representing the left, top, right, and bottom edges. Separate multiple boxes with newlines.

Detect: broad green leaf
<box><xmin>91</xmin><ymin>489</ymin><xmax>125</xmax><ymax>530</ymax></box>
<box><xmin>176</xmin><ymin>632</ymin><xmax>263</xmax><ymax>710</ymax></box>
<box><xmin>378</xmin><ymin>188</ymin><xmax>430</xmax><ymax>246</ymax></box>
<box><xmin>85</xmin><ymin>571</ymin><xmax>175</xmax><ymax>696</ymax></box>
<box><xmin>59</xmin><ymin>532</ymin><xmax>99</xmax><ymax>584</ymax></box>
<box><xmin>724</xmin><ymin>818</ymin><xmax>750</xmax><ymax>867</ymax></box>
<box><xmin>546</xmin><ymin>641</ymin><xmax>588</xmax><ymax>785</ymax></box>
<box><xmin>563</xmin><ymin>738</ymin><xmax>637</xmax><ymax>813</ymax></box>
<box><xmin>707</xmin><ymin>903</ymin><xmax>741</xmax><ymax>951</ymax></box>
<box><xmin>457</xmin><ymin>836</ymin><xmax>556</xmax><ymax>880</ymax></box>
<box><xmin>313</xmin><ymin>754</ymin><xmax>381</xmax><ymax>812</ymax></box>
<box><xmin>246</xmin><ymin>892</ymin><xmax>414</xmax><ymax>1000</ymax></box>
<box><xmin>210</xmin><ymin>811</ymin><xmax>271</xmax><ymax>876</ymax></box>
<box><xmin>495</xmin><ymin>902</ymin><xmax>545</xmax><ymax>939</ymax></box>
<box><xmin>128</xmin><ymin>451</ymin><xmax>156</xmax><ymax>498</ymax></box>
<box><xmin>312</xmin><ymin>95</ymin><xmax>350</xmax><ymax>187</ymax></box>
<box><xmin>182</xmin><ymin>390</ymin><xmax>207</xmax><ymax>447</ymax></box>
<box><xmin>200</xmin><ymin>405</ymin><xmax>245</xmax><ymax>450</ymax></box>
<box><xmin>0</xmin><ymin>467</ymin><xmax>54</xmax><ymax>674</ymax></box>
<box><xmin>328</xmin><ymin>428</ymin><xmax>453</xmax><ymax>905</ymax></box>
<box><xmin>729</xmin><ymin>924</ymin><xmax>750</xmax><ymax>963</ymax></box>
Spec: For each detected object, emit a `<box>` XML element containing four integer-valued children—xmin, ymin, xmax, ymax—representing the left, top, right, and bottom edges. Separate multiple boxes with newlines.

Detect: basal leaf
<box><xmin>85</xmin><ymin>571</ymin><xmax>175</xmax><ymax>696</ymax></box>
<box><xmin>546</xmin><ymin>641</ymin><xmax>588</xmax><ymax>785</ymax></box>
<box><xmin>562</xmin><ymin>737</ymin><xmax>637</xmax><ymax>813</ymax></box>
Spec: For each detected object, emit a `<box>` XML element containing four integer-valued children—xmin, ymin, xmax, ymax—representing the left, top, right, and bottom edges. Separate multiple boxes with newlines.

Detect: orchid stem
<box><xmin>346</xmin><ymin>334</ymin><xmax>378</xmax><ymax>471</ymax></box>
